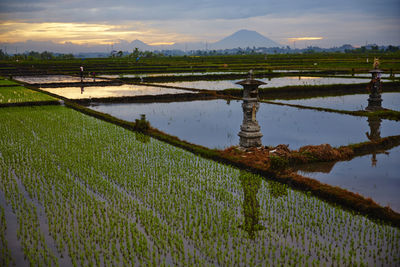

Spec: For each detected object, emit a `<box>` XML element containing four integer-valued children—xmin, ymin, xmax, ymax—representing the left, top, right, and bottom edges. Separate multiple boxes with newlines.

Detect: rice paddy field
<box><xmin>0</xmin><ymin>86</ymin><xmax>56</xmax><ymax>104</ymax></box>
<box><xmin>0</xmin><ymin>105</ymin><xmax>399</xmax><ymax>266</ymax></box>
<box><xmin>0</xmin><ymin>53</ymin><xmax>400</xmax><ymax>266</ymax></box>
<box><xmin>0</xmin><ymin>79</ymin><xmax>19</xmax><ymax>86</ymax></box>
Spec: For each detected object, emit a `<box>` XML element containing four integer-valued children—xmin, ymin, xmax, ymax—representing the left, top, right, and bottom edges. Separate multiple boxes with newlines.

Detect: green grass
<box><xmin>0</xmin><ymin>105</ymin><xmax>398</xmax><ymax>266</ymax></box>
<box><xmin>0</xmin><ymin>86</ymin><xmax>57</xmax><ymax>104</ymax></box>
<box><xmin>0</xmin><ymin>80</ymin><xmax>18</xmax><ymax>86</ymax></box>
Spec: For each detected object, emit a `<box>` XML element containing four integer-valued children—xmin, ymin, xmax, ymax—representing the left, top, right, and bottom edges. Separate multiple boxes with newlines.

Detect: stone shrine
<box><xmin>366</xmin><ymin>58</ymin><xmax>383</xmax><ymax>111</ymax></box>
<box><xmin>236</xmin><ymin>70</ymin><xmax>266</xmax><ymax>149</ymax></box>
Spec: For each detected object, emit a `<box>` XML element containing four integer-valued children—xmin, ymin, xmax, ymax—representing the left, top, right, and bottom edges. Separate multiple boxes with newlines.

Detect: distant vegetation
<box><xmin>1</xmin><ymin>50</ymin><xmax>399</xmax><ymax>77</ymax></box>
<box><xmin>0</xmin><ymin>49</ymin><xmax>74</xmax><ymax>61</ymax></box>
<box><xmin>1</xmin><ymin>43</ymin><xmax>400</xmax><ymax>60</ymax></box>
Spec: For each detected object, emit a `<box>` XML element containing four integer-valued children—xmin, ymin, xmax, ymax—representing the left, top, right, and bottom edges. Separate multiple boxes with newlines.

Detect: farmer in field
<box><xmin>80</xmin><ymin>66</ymin><xmax>84</xmax><ymax>81</ymax></box>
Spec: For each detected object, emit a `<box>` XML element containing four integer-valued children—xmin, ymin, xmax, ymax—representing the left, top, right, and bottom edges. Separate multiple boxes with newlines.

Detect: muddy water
<box><xmin>155</xmin><ymin>76</ymin><xmax>371</xmax><ymax>90</ymax></box>
<box><xmin>297</xmin><ymin>145</ymin><xmax>400</xmax><ymax>212</ymax></box>
<box><xmin>41</xmin><ymin>84</ymin><xmax>195</xmax><ymax>99</ymax></box>
<box><xmin>273</xmin><ymin>92</ymin><xmax>400</xmax><ymax>111</ymax></box>
<box><xmin>89</xmin><ymin>100</ymin><xmax>400</xmax><ymax>149</ymax></box>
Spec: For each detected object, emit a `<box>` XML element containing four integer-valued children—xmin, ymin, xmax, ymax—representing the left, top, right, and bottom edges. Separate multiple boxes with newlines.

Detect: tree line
<box><xmin>0</xmin><ymin>50</ymin><xmax>75</xmax><ymax>60</ymax></box>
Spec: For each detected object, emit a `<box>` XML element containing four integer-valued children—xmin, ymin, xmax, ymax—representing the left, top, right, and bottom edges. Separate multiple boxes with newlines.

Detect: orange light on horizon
<box><xmin>288</xmin><ymin>37</ymin><xmax>324</xmax><ymax>41</ymax></box>
<box><xmin>148</xmin><ymin>42</ymin><xmax>175</xmax><ymax>46</ymax></box>
<box><xmin>0</xmin><ymin>21</ymin><xmax>170</xmax><ymax>45</ymax></box>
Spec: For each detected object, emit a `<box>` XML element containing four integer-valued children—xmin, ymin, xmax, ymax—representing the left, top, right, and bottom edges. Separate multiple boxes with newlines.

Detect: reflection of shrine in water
<box><xmin>239</xmin><ymin>172</ymin><xmax>265</xmax><ymax>239</ymax></box>
<box><xmin>295</xmin><ymin>116</ymin><xmax>386</xmax><ymax>173</ymax></box>
<box><xmin>365</xmin><ymin>116</ymin><xmax>384</xmax><ymax>167</ymax></box>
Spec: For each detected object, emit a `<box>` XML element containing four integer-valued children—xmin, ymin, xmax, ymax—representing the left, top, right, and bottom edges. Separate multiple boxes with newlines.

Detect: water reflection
<box><xmin>14</xmin><ymin>75</ymin><xmax>107</xmax><ymax>84</ymax></box>
<box><xmin>135</xmin><ymin>132</ymin><xmax>150</xmax><ymax>143</ymax></box>
<box><xmin>239</xmin><ymin>172</ymin><xmax>265</xmax><ymax>239</ymax></box>
<box><xmin>296</xmin><ymin>117</ymin><xmax>400</xmax><ymax>211</ymax></box>
<box><xmin>273</xmin><ymin>93</ymin><xmax>400</xmax><ymax>111</ymax></box>
<box><xmin>365</xmin><ymin>117</ymin><xmax>385</xmax><ymax>167</ymax></box>
<box><xmin>156</xmin><ymin>76</ymin><xmax>370</xmax><ymax>91</ymax></box>
<box><xmin>41</xmin><ymin>84</ymin><xmax>194</xmax><ymax>99</ymax></box>
<box><xmin>90</xmin><ymin>100</ymin><xmax>400</xmax><ymax>149</ymax></box>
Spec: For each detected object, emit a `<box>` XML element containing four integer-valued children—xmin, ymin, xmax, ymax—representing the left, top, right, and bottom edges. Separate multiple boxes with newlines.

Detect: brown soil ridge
<box><xmin>220</xmin><ymin>143</ymin><xmax>354</xmax><ymax>170</ymax></box>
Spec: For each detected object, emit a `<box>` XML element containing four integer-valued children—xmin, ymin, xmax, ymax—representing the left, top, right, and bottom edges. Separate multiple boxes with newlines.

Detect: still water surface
<box><xmin>41</xmin><ymin>84</ymin><xmax>195</xmax><ymax>99</ymax></box>
<box><xmin>273</xmin><ymin>92</ymin><xmax>400</xmax><ymax>111</ymax></box>
<box><xmin>14</xmin><ymin>75</ymin><xmax>107</xmax><ymax>84</ymax></box>
<box><xmin>90</xmin><ymin>100</ymin><xmax>400</xmax><ymax>149</ymax></box>
<box><xmin>99</xmin><ymin>71</ymin><xmax>245</xmax><ymax>78</ymax></box>
<box><xmin>298</xmin><ymin>145</ymin><xmax>400</xmax><ymax>212</ymax></box>
<box><xmin>156</xmin><ymin>76</ymin><xmax>371</xmax><ymax>90</ymax></box>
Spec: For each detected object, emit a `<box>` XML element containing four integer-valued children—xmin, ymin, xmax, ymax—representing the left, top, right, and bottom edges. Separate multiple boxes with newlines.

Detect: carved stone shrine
<box><xmin>366</xmin><ymin>58</ymin><xmax>383</xmax><ymax>111</ymax></box>
<box><xmin>236</xmin><ymin>70</ymin><xmax>266</xmax><ymax>149</ymax></box>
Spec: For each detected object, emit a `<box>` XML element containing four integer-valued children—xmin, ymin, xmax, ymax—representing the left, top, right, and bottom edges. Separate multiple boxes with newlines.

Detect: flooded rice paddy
<box><xmin>41</xmin><ymin>84</ymin><xmax>195</xmax><ymax>99</ymax></box>
<box><xmin>273</xmin><ymin>92</ymin><xmax>400</xmax><ymax>111</ymax></box>
<box><xmin>0</xmin><ymin>105</ymin><xmax>398</xmax><ymax>266</ymax></box>
<box><xmin>14</xmin><ymin>75</ymin><xmax>108</xmax><ymax>84</ymax></box>
<box><xmin>2</xmin><ymin>73</ymin><xmax>400</xmax><ymax>266</ymax></box>
<box><xmin>90</xmin><ymin>99</ymin><xmax>400</xmax><ymax>149</ymax></box>
<box><xmin>155</xmin><ymin>76</ymin><xmax>371</xmax><ymax>90</ymax></box>
<box><xmin>297</xmin><ymin>145</ymin><xmax>400</xmax><ymax>212</ymax></box>
<box><xmin>99</xmin><ymin>71</ymin><xmax>245</xmax><ymax>79</ymax></box>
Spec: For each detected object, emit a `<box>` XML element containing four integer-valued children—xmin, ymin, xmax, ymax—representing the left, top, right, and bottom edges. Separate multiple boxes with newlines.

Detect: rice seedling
<box><xmin>0</xmin><ymin>105</ymin><xmax>398</xmax><ymax>266</ymax></box>
<box><xmin>0</xmin><ymin>86</ymin><xmax>56</xmax><ymax>104</ymax></box>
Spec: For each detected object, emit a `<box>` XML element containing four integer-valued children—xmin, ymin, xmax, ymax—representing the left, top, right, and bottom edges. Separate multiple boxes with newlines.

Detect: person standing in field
<box><xmin>80</xmin><ymin>66</ymin><xmax>84</xmax><ymax>81</ymax></box>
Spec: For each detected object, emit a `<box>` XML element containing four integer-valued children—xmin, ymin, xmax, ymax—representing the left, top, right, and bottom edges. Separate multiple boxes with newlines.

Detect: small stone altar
<box><xmin>236</xmin><ymin>70</ymin><xmax>266</xmax><ymax>149</ymax></box>
<box><xmin>366</xmin><ymin>58</ymin><xmax>383</xmax><ymax>111</ymax></box>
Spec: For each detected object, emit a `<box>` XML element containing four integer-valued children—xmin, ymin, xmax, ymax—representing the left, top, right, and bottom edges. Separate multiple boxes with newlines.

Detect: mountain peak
<box><xmin>130</xmin><ymin>39</ymin><xmax>152</xmax><ymax>50</ymax></box>
<box><xmin>212</xmin><ymin>29</ymin><xmax>280</xmax><ymax>49</ymax></box>
<box><xmin>235</xmin><ymin>29</ymin><xmax>259</xmax><ymax>34</ymax></box>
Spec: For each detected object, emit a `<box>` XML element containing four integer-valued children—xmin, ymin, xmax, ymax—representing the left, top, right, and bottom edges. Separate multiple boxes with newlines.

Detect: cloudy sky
<box><xmin>0</xmin><ymin>0</ymin><xmax>399</xmax><ymax>51</ymax></box>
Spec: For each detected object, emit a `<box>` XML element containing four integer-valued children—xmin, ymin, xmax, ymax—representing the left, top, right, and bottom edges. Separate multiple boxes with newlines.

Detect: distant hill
<box><xmin>0</xmin><ymin>30</ymin><xmax>280</xmax><ymax>55</ymax></box>
<box><xmin>210</xmin><ymin>29</ymin><xmax>280</xmax><ymax>49</ymax></box>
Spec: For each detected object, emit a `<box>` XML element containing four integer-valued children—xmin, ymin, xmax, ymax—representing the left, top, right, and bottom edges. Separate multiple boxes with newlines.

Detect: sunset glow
<box><xmin>148</xmin><ymin>42</ymin><xmax>176</xmax><ymax>46</ymax></box>
<box><xmin>0</xmin><ymin>0</ymin><xmax>398</xmax><ymax>51</ymax></box>
<box><xmin>288</xmin><ymin>37</ymin><xmax>324</xmax><ymax>41</ymax></box>
<box><xmin>0</xmin><ymin>21</ymin><xmax>156</xmax><ymax>45</ymax></box>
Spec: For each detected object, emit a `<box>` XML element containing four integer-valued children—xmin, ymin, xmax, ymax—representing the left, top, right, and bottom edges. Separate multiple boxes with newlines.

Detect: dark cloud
<box><xmin>0</xmin><ymin>0</ymin><xmax>397</xmax><ymax>22</ymax></box>
<box><xmin>0</xmin><ymin>0</ymin><xmax>398</xmax><ymax>47</ymax></box>
<box><xmin>0</xmin><ymin>2</ymin><xmax>46</xmax><ymax>13</ymax></box>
